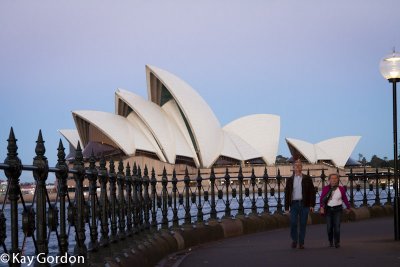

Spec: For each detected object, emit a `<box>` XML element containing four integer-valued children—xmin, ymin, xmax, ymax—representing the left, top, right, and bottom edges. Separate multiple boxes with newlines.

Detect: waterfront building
<box><xmin>59</xmin><ymin>65</ymin><xmax>360</xmax><ymax>176</ymax></box>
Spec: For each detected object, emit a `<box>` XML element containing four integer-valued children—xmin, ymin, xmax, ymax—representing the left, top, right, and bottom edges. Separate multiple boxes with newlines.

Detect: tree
<box><xmin>361</xmin><ymin>157</ymin><xmax>367</xmax><ymax>166</ymax></box>
<box><xmin>369</xmin><ymin>155</ymin><xmax>382</xmax><ymax>168</ymax></box>
<box><xmin>358</xmin><ymin>153</ymin><xmax>363</xmax><ymax>162</ymax></box>
<box><xmin>369</xmin><ymin>155</ymin><xmax>392</xmax><ymax>168</ymax></box>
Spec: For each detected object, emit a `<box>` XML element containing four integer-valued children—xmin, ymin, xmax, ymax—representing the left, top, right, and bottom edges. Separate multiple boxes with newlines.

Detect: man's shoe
<box><xmin>299</xmin><ymin>244</ymin><xmax>305</xmax><ymax>249</ymax></box>
<box><xmin>335</xmin><ymin>243</ymin><xmax>340</xmax><ymax>248</ymax></box>
<box><xmin>329</xmin><ymin>242</ymin><xmax>334</xmax><ymax>247</ymax></box>
<box><xmin>291</xmin><ymin>242</ymin><xmax>297</xmax><ymax>249</ymax></box>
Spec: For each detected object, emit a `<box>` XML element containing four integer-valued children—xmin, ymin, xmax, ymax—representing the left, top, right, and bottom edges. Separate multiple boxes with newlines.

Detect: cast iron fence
<box><xmin>0</xmin><ymin>128</ymin><xmax>393</xmax><ymax>266</ymax></box>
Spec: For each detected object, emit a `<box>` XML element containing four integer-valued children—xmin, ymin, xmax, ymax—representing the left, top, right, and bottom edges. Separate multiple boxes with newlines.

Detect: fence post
<box><xmin>184</xmin><ymin>167</ymin><xmax>191</xmax><ymax>226</ymax></box>
<box><xmin>98</xmin><ymin>156</ymin><xmax>109</xmax><ymax>246</ymax></box>
<box><xmin>108</xmin><ymin>159</ymin><xmax>118</xmax><ymax>242</ymax></box>
<box><xmin>32</xmin><ymin>131</ymin><xmax>49</xmax><ymax>266</ymax></box>
<box><xmin>73</xmin><ymin>142</ymin><xmax>87</xmax><ymax>259</ymax></box>
<box><xmin>237</xmin><ymin>166</ymin><xmax>244</xmax><ymax>216</ymax></box>
<box><xmin>161</xmin><ymin>167</ymin><xmax>169</xmax><ymax>229</ymax></box>
<box><xmin>132</xmin><ymin>163</ymin><xmax>139</xmax><ymax>234</ymax></box>
<box><xmin>196</xmin><ymin>169</ymin><xmax>203</xmax><ymax>223</ymax></box>
<box><xmin>263</xmin><ymin>167</ymin><xmax>269</xmax><ymax>214</ymax></box>
<box><xmin>375</xmin><ymin>168</ymin><xmax>381</xmax><ymax>206</ymax></box>
<box><xmin>224</xmin><ymin>168</ymin><xmax>231</xmax><ymax>218</ymax></box>
<box><xmin>55</xmin><ymin>140</ymin><xmax>69</xmax><ymax>255</ymax></box>
<box><xmin>251</xmin><ymin>167</ymin><xmax>257</xmax><ymax>214</ymax></box>
<box><xmin>171</xmin><ymin>169</ymin><xmax>179</xmax><ymax>228</ymax></box>
<box><xmin>143</xmin><ymin>165</ymin><xmax>151</xmax><ymax>231</ymax></box>
<box><xmin>4</xmin><ymin>128</ymin><xmax>22</xmax><ymax>266</ymax></box>
<box><xmin>137</xmin><ymin>166</ymin><xmax>144</xmax><ymax>232</ymax></box>
<box><xmin>363</xmin><ymin>167</ymin><xmax>368</xmax><ymax>206</ymax></box>
<box><xmin>125</xmin><ymin>163</ymin><xmax>133</xmax><ymax>236</ymax></box>
<box><xmin>320</xmin><ymin>168</ymin><xmax>326</xmax><ymax>188</ymax></box>
<box><xmin>276</xmin><ymin>169</ymin><xmax>283</xmax><ymax>214</ymax></box>
<box><xmin>150</xmin><ymin>167</ymin><xmax>158</xmax><ymax>230</ymax></box>
<box><xmin>88</xmin><ymin>151</ymin><xmax>99</xmax><ymax>251</ymax></box>
<box><xmin>387</xmin><ymin>168</ymin><xmax>392</xmax><ymax>204</ymax></box>
<box><xmin>349</xmin><ymin>168</ymin><xmax>355</xmax><ymax>208</ymax></box>
<box><xmin>210</xmin><ymin>167</ymin><xmax>217</xmax><ymax>221</ymax></box>
<box><xmin>117</xmin><ymin>160</ymin><xmax>126</xmax><ymax>239</ymax></box>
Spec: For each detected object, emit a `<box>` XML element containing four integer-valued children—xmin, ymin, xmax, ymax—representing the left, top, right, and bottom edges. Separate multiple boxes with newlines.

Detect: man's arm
<box><xmin>284</xmin><ymin>177</ymin><xmax>291</xmax><ymax>211</ymax></box>
<box><xmin>309</xmin><ymin>177</ymin><xmax>316</xmax><ymax>209</ymax></box>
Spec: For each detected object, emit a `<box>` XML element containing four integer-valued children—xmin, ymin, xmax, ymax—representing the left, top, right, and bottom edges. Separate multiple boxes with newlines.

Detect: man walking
<box><xmin>284</xmin><ymin>159</ymin><xmax>316</xmax><ymax>249</ymax></box>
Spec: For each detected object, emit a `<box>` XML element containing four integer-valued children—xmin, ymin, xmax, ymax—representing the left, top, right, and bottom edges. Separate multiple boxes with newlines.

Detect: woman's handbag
<box><xmin>322</xmin><ymin>185</ymin><xmax>338</xmax><ymax>206</ymax></box>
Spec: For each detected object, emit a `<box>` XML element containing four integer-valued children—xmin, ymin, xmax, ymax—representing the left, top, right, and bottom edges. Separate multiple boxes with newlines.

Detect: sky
<box><xmin>1</xmin><ymin>0</ymin><xmax>400</xmax><ymax>181</ymax></box>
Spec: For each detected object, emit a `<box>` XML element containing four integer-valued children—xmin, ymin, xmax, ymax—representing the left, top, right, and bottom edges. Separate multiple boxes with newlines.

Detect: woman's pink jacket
<box><xmin>320</xmin><ymin>185</ymin><xmax>351</xmax><ymax>209</ymax></box>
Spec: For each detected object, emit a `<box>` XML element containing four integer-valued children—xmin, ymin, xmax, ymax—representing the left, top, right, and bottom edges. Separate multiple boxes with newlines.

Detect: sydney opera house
<box><xmin>59</xmin><ymin>65</ymin><xmax>361</xmax><ymax>173</ymax></box>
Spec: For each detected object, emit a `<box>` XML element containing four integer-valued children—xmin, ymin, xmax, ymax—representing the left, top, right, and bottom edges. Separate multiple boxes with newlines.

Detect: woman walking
<box><xmin>320</xmin><ymin>173</ymin><xmax>351</xmax><ymax>248</ymax></box>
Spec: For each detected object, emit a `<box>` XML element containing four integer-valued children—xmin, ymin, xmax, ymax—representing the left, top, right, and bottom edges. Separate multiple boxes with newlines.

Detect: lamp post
<box><xmin>380</xmin><ymin>49</ymin><xmax>400</xmax><ymax>240</ymax></box>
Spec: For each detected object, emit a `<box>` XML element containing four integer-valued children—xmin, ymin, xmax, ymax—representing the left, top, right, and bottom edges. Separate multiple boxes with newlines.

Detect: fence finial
<box><xmin>118</xmin><ymin>159</ymin><xmax>124</xmax><ymax>174</ymax></box>
<box><xmin>57</xmin><ymin>139</ymin><xmax>65</xmax><ymax>162</ymax></box>
<box><xmin>6</xmin><ymin>127</ymin><xmax>18</xmax><ymax>158</ymax></box>
<box><xmin>132</xmin><ymin>161</ymin><xmax>137</xmax><ymax>175</ymax></box>
<box><xmin>75</xmin><ymin>141</ymin><xmax>83</xmax><ymax>163</ymax></box>
<box><xmin>36</xmin><ymin>130</ymin><xmax>46</xmax><ymax>156</ymax></box>
<box><xmin>185</xmin><ymin>166</ymin><xmax>189</xmax><ymax>177</ymax></box>
<box><xmin>33</xmin><ymin>130</ymin><xmax>49</xmax><ymax>181</ymax></box>
<box><xmin>151</xmin><ymin>167</ymin><xmax>156</xmax><ymax>182</ymax></box>
<box><xmin>89</xmin><ymin>149</ymin><xmax>96</xmax><ymax>169</ymax></box>
<box><xmin>126</xmin><ymin>162</ymin><xmax>131</xmax><ymax>176</ymax></box>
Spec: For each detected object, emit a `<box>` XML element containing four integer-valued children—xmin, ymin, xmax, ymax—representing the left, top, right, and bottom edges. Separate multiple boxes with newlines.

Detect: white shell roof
<box><xmin>316</xmin><ymin>136</ymin><xmax>361</xmax><ymax>167</ymax></box>
<box><xmin>286</xmin><ymin>138</ymin><xmax>316</xmax><ymax>163</ymax></box>
<box><xmin>162</xmin><ymin>100</ymin><xmax>199</xmax><ymax>164</ymax></box>
<box><xmin>146</xmin><ymin>65</ymin><xmax>223</xmax><ymax>168</ymax></box>
<box><xmin>125</xmin><ymin>112</ymin><xmax>167</xmax><ymax>162</ymax></box>
<box><xmin>221</xmin><ymin>130</ymin><xmax>263</xmax><ymax>161</ymax></box>
<box><xmin>314</xmin><ymin>145</ymin><xmax>331</xmax><ymax>160</ymax></box>
<box><xmin>116</xmin><ymin>88</ymin><xmax>176</xmax><ymax>162</ymax></box>
<box><xmin>72</xmin><ymin>110</ymin><xmax>162</xmax><ymax>158</ymax></box>
<box><xmin>58</xmin><ymin>129</ymin><xmax>81</xmax><ymax>150</ymax></box>
<box><xmin>285</xmin><ymin>136</ymin><xmax>361</xmax><ymax>167</ymax></box>
<box><xmin>220</xmin><ymin>131</ymin><xmax>243</xmax><ymax>161</ymax></box>
<box><xmin>223</xmin><ymin>114</ymin><xmax>280</xmax><ymax>165</ymax></box>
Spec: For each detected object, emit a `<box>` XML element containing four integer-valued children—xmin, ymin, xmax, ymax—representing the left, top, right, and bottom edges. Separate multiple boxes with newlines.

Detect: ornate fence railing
<box><xmin>0</xmin><ymin>128</ymin><xmax>393</xmax><ymax>266</ymax></box>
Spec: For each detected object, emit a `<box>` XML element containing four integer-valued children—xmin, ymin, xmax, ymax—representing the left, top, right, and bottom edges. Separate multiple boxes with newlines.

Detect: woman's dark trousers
<box><xmin>326</xmin><ymin>205</ymin><xmax>342</xmax><ymax>245</ymax></box>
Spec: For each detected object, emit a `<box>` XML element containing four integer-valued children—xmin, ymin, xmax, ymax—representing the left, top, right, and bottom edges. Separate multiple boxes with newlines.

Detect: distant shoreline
<box><xmin>0</xmin><ymin>193</ymin><xmax>77</xmax><ymax>204</ymax></box>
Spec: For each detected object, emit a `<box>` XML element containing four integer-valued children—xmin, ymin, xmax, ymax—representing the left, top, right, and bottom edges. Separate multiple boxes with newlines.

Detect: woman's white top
<box><xmin>327</xmin><ymin>187</ymin><xmax>343</xmax><ymax>207</ymax></box>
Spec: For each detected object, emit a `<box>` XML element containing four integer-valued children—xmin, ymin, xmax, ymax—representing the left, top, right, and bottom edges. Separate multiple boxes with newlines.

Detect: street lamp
<box><xmin>380</xmin><ymin>49</ymin><xmax>400</xmax><ymax>240</ymax></box>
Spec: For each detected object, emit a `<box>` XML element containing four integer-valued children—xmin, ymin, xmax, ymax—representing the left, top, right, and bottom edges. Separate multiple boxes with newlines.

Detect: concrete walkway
<box><xmin>166</xmin><ymin>217</ymin><xmax>400</xmax><ymax>267</ymax></box>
